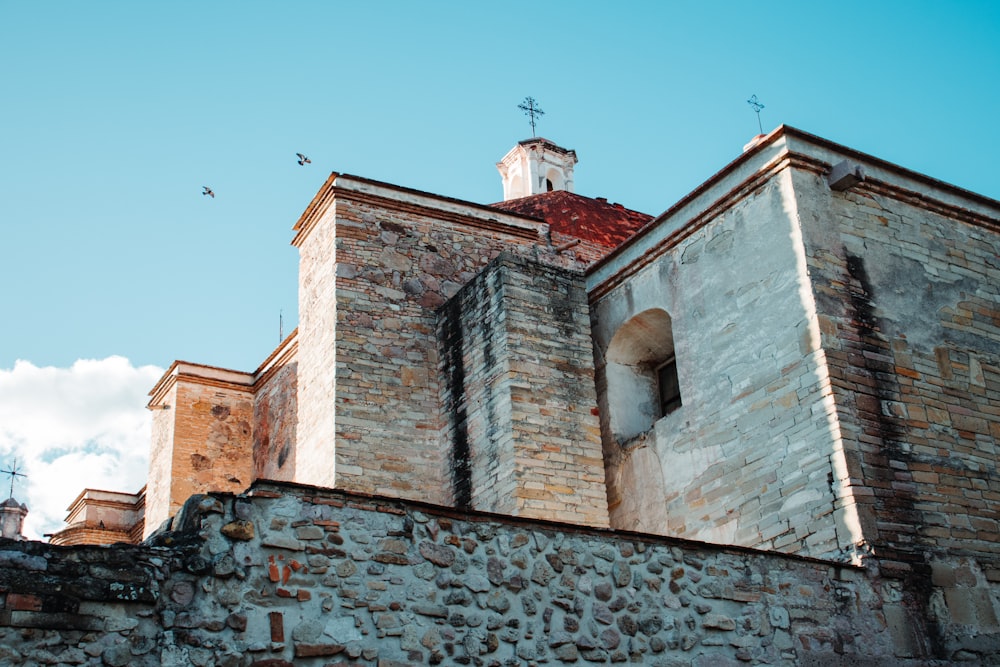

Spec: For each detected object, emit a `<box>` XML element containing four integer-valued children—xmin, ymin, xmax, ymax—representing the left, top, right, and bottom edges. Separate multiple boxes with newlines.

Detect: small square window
<box><xmin>657</xmin><ymin>358</ymin><xmax>682</xmax><ymax>416</ymax></box>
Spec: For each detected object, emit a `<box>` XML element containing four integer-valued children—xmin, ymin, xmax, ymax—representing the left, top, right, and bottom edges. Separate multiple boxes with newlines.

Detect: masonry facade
<box><xmin>588</xmin><ymin>133</ymin><xmax>1000</xmax><ymax>569</ymax></box>
<box><xmin>27</xmin><ymin>129</ymin><xmax>1000</xmax><ymax>663</ymax></box>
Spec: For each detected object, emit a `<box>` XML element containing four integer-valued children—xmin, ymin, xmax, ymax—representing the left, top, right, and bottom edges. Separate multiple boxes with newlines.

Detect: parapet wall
<box><xmin>3</xmin><ymin>482</ymin><xmax>996</xmax><ymax>665</ymax></box>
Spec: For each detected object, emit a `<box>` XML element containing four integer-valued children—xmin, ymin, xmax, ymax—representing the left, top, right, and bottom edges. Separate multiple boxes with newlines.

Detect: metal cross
<box><xmin>747</xmin><ymin>94</ymin><xmax>765</xmax><ymax>134</ymax></box>
<box><xmin>518</xmin><ymin>96</ymin><xmax>545</xmax><ymax>137</ymax></box>
<box><xmin>1</xmin><ymin>457</ymin><xmax>26</xmax><ymax>499</ymax></box>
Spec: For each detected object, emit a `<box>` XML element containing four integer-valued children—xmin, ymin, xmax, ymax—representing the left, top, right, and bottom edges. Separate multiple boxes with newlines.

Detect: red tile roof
<box><xmin>490</xmin><ymin>191</ymin><xmax>653</xmax><ymax>249</ymax></box>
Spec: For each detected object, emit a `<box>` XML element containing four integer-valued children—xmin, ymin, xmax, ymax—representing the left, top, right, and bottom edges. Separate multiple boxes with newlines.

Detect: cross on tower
<box><xmin>747</xmin><ymin>94</ymin><xmax>765</xmax><ymax>135</ymax></box>
<box><xmin>518</xmin><ymin>96</ymin><xmax>545</xmax><ymax>137</ymax></box>
<box><xmin>1</xmin><ymin>457</ymin><xmax>26</xmax><ymax>499</ymax></box>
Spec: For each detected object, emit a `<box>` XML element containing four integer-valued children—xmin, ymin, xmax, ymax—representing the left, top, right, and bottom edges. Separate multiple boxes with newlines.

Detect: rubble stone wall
<box><xmin>6</xmin><ymin>482</ymin><xmax>993</xmax><ymax>666</ymax></box>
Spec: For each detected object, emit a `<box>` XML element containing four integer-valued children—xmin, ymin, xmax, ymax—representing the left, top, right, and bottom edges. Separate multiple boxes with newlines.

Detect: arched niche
<box><xmin>605</xmin><ymin>308</ymin><xmax>681</xmax><ymax>444</ymax></box>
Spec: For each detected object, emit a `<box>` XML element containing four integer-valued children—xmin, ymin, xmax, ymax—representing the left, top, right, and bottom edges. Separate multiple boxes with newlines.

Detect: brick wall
<box><xmin>293</xmin><ymin>176</ymin><xmax>583</xmax><ymax>506</ymax></box>
<box><xmin>170</xmin><ymin>381</ymin><xmax>254</xmax><ymax>506</ymax></box>
<box><xmin>5</xmin><ymin>481</ymin><xmax>989</xmax><ymax>665</ymax></box>
<box><xmin>795</xmin><ymin>165</ymin><xmax>1000</xmax><ymax>574</ymax></box>
<box><xmin>587</xmin><ymin>131</ymin><xmax>1000</xmax><ymax>569</ymax></box>
<box><xmin>145</xmin><ymin>365</ymin><xmax>255</xmax><ymax>536</ymax></box>
<box><xmin>438</xmin><ymin>253</ymin><xmax>609</xmax><ymax>526</ymax></box>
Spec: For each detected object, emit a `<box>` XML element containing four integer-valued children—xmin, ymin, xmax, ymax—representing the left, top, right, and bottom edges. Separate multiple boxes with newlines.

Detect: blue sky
<box><xmin>1</xmin><ymin>1</ymin><xmax>998</xmax><ymax>536</ymax></box>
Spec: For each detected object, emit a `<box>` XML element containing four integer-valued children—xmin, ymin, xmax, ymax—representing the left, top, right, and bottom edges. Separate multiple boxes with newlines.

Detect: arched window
<box><xmin>545</xmin><ymin>167</ymin><xmax>563</xmax><ymax>192</ymax></box>
<box><xmin>605</xmin><ymin>309</ymin><xmax>681</xmax><ymax>444</ymax></box>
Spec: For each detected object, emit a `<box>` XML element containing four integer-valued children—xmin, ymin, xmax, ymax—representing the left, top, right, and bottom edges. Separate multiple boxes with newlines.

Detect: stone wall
<box><xmin>292</xmin><ymin>191</ymin><xmax>339</xmax><ymax>490</ymax></box>
<box><xmin>142</xmin><ymin>171</ymin><xmax>611</xmax><ymax>536</ymax></box>
<box><xmin>587</xmin><ymin>130</ymin><xmax>1000</xmax><ymax>570</ymax></box>
<box><xmin>292</xmin><ymin>175</ymin><xmax>586</xmax><ymax>506</ymax></box>
<box><xmin>145</xmin><ymin>340</ymin><xmax>297</xmax><ymax>537</ymax></box>
<box><xmin>437</xmin><ymin>253</ymin><xmax>609</xmax><ymax>526</ymax></box>
<box><xmin>254</xmin><ymin>359</ymin><xmax>298</xmax><ymax>483</ymax></box>
<box><xmin>794</xmin><ymin>164</ymin><xmax>1000</xmax><ymax>572</ymax></box>
<box><xmin>146</xmin><ymin>380</ymin><xmax>178</xmax><ymax>537</ymax></box>
<box><xmin>589</xmin><ymin>169</ymin><xmax>850</xmax><ymax>559</ymax></box>
<box><xmin>5</xmin><ymin>481</ymin><xmax>991</xmax><ymax>666</ymax></box>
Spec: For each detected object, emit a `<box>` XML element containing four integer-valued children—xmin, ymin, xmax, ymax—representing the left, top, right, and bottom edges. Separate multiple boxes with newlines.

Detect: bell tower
<box><xmin>497</xmin><ymin>138</ymin><xmax>578</xmax><ymax>201</ymax></box>
<box><xmin>0</xmin><ymin>498</ymin><xmax>27</xmax><ymax>540</ymax></box>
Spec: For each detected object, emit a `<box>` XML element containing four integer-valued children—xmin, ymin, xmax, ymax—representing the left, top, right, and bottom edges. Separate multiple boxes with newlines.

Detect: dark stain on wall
<box><xmin>844</xmin><ymin>251</ymin><xmax>942</xmax><ymax>656</ymax></box>
<box><xmin>253</xmin><ymin>362</ymin><xmax>298</xmax><ymax>483</ymax></box>
<box><xmin>440</xmin><ymin>296</ymin><xmax>472</xmax><ymax>509</ymax></box>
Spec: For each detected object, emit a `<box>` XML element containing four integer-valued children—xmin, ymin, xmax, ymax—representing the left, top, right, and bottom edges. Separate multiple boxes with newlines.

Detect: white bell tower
<box><xmin>497</xmin><ymin>138</ymin><xmax>578</xmax><ymax>201</ymax></box>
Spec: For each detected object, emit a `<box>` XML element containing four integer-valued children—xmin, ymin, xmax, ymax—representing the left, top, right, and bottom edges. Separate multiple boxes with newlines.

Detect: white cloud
<box><xmin>0</xmin><ymin>357</ymin><xmax>163</xmax><ymax>539</ymax></box>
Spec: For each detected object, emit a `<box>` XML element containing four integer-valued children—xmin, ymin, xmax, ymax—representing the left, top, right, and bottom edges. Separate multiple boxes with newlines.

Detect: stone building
<box><xmin>134</xmin><ymin>135</ymin><xmax>655</xmax><ymax>539</ymax></box>
<box><xmin>15</xmin><ymin>127</ymin><xmax>1000</xmax><ymax>663</ymax></box>
<box><xmin>47</xmin><ymin>488</ymin><xmax>144</xmax><ymax>546</ymax></box>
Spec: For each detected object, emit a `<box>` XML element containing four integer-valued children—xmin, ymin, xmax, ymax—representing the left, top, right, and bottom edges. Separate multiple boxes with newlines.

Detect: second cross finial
<box><xmin>518</xmin><ymin>96</ymin><xmax>545</xmax><ymax>137</ymax></box>
<box><xmin>747</xmin><ymin>94</ymin><xmax>765</xmax><ymax>135</ymax></box>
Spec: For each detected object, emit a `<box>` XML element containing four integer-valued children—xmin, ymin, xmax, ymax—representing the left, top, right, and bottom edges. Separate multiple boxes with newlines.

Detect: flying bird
<box><xmin>296</xmin><ymin>153</ymin><xmax>311</xmax><ymax>166</ymax></box>
<box><xmin>202</xmin><ymin>186</ymin><xmax>215</xmax><ymax>198</ymax></box>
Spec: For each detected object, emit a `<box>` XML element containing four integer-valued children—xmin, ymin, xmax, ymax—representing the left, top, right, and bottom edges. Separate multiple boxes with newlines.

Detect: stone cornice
<box><xmin>291</xmin><ymin>173</ymin><xmax>547</xmax><ymax>248</ymax></box>
<box><xmin>587</xmin><ymin>148</ymin><xmax>795</xmax><ymax>299</ymax></box>
<box><xmin>290</xmin><ymin>172</ymin><xmax>339</xmax><ymax>247</ymax></box>
<box><xmin>46</xmin><ymin>523</ymin><xmax>134</xmax><ymax>546</ymax></box>
<box><xmin>147</xmin><ymin>361</ymin><xmax>255</xmax><ymax>408</ymax></box>
<box><xmin>780</xmin><ymin>126</ymin><xmax>1000</xmax><ymax>213</ymax></box>
<box><xmin>64</xmin><ymin>488</ymin><xmax>144</xmax><ymax>511</ymax></box>
<box><xmin>588</xmin><ymin>125</ymin><xmax>1000</xmax><ymax>300</ymax></box>
<box><xmin>858</xmin><ymin>177</ymin><xmax>1000</xmax><ymax>233</ymax></box>
<box><xmin>253</xmin><ymin>328</ymin><xmax>298</xmax><ymax>386</ymax></box>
